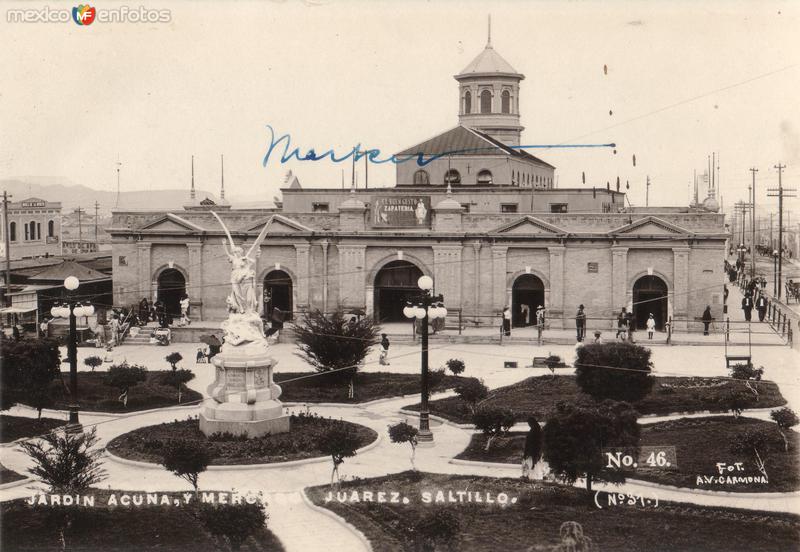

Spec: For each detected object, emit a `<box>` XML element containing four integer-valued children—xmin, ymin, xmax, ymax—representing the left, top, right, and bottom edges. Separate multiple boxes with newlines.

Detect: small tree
<box><xmin>730</xmin><ymin>363</ymin><xmax>765</xmax><ymax>398</ymax></box>
<box><xmin>165</xmin><ymin>351</ymin><xmax>183</xmax><ymax>370</ymax></box>
<box><xmin>104</xmin><ymin>362</ymin><xmax>147</xmax><ymax>398</ymax></box>
<box><xmin>160</xmin><ymin>439</ymin><xmax>210</xmax><ymax>495</ymax></box>
<box><xmin>19</xmin><ymin>427</ymin><xmax>107</xmax><ymax>493</ymax></box>
<box><xmin>545</xmin><ymin>354</ymin><xmax>562</xmax><ymax>378</ymax></box>
<box><xmin>718</xmin><ymin>389</ymin><xmax>750</xmax><ymax>418</ymax></box>
<box><xmin>770</xmin><ymin>407</ymin><xmax>799</xmax><ymax>452</ymax></box>
<box><xmin>318</xmin><ymin>424</ymin><xmax>361</xmax><ymax>487</ymax></box>
<box><xmin>543</xmin><ymin>400</ymin><xmax>640</xmax><ymax>492</ymax></box>
<box><xmin>574</xmin><ymin>342</ymin><xmax>653</xmax><ymax>403</ymax></box>
<box><xmin>198</xmin><ymin>501</ymin><xmax>267</xmax><ymax>551</ymax></box>
<box><xmin>472</xmin><ymin>407</ymin><xmax>515</xmax><ymax>451</ymax></box>
<box><xmin>293</xmin><ymin>311</ymin><xmax>379</xmax><ymax>387</ymax></box>
<box><xmin>83</xmin><ymin>356</ymin><xmax>103</xmax><ymax>373</ymax></box>
<box><xmin>412</xmin><ymin>509</ymin><xmax>461</xmax><ymax>551</ymax></box>
<box><xmin>162</xmin><ymin>369</ymin><xmax>195</xmax><ymax>403</ymax></box>
<box><xmin>730</xmin><ymin>428</ymin><xmax>775</xmax><ymax>478</ymax></box>
<box><xmin>445</xmin><ymin>358</ymin><xmax>465</xmax><ymax>375</ymax></box>
<box><xmin>455</xmin><ymin>378</ymin><xmax>489</xmax><ymax>414</ymax></box>
<box><xmin>388</xmin><ymin>421</ymin><xmax>419</xmax><ymax>470</ymax></box>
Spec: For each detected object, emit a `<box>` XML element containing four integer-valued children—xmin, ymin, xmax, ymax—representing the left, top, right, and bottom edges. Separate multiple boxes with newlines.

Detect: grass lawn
<box><xmin>42</xmin><ymin>370</ymin><xmax>203</xmax><ymax>413</ymax></box>
<box><xmin>456</xmin><ymin>416</ymin><xmax>800</xmax><ymax>493</ymax></box>
<box><xmin>1</xmin><ymin>415</ymin><xmax>65</xmax><ymax>443</ymax></box>
<box><xmin>275</xmin><ymin>371</ymin><xmax>468</xmax><ymax>403</ymax></box>
<box><xmin>1</xmin><ymin>490</ymin><xmax>284</xmax><ymax>551</ymax></box>
<box><xmin>405</xmin><ymin>375</ymin><xmax>786</xmax><ymax>423</ymax></box>
<box><xmin>307</xmin><ymin>472</ymin><xmax>800</xmax><ymax>552</ymax></box>
<box><xmin>0</xmin><ymin>463</ymin><xmax>26</xmax><ymax>484</ymax></box>
<box><xmin>107</xmin><ymin>413</ymin><xmax>378</xmax><ymax>465</ymax></box>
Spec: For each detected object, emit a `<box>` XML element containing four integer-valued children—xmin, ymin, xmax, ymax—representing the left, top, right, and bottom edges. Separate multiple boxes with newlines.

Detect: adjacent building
<box><xmin>0</xmin><ymin>197</ymin><xmax>62</xmax><ymax>260</ymax></box>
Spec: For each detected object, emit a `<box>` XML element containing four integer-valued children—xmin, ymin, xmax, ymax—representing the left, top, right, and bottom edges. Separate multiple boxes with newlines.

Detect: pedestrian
<box><xmin>741</xmin><ymin>293</ymin><xmax>753</xmax><ymax>322</ymax></box>
<box><xmin>756</xmin><ymin>293</ymin><xmax>767</xmax><ymax>322</ymax></box>
<box><xmin>109</xmin><ymin>315</ymin><xmax>120</xmax><ymax>347</ymax></box>
<box><xmin>702</xmin><ymin>305</ymin><xmax>713</xmax><ymax>335</ymax></box>
<box><xmin>39</xmin><ymin>317</ymin><xmax>49</xmax><ymax>338</ymax></box>
<box><xmin>616</xmin><ymin>307</ymin><xmax>627</xmax><ymax>340</ymax></box>
<box><xmin>575</xmin><ymin>304</ymin><xmax>586</xmax><ymax>343</ymax></box>
<box><xmin>502</xmin><ymin>307</ymin><xmax>511</xmax><ymax>337</ymax></box>
<box><xmin>646</xmin><ymin>313</ymin><xmax>655</xmax><ymax>339</ymax></box>
<box><xmin>179</xmin><ymin>294</ymin><xmax>190</xmax><ymax>326</ymax></box>
<box><xmin>520</xmin><ymin>304</ymin><xmax>530</xmax><ymax>327</ymax></box>
<box><xmin>196</xmin><ymin>348</ymin><xmax>206</xmax><ymax>364</ymax></box>
<box><xmin>521</xmin><ymin>416</ymin><xmax>543</xmax><ymax>480</ymax></box>
<box><xmin>536</xmin><ymin>305</ymin><xmax>546</xmax><ymax>327</ymax></box>
<box><xmin>12</xmin><ymin>324</ymin><xmax>20</xmax><ymax>341</ymax></box>
<box><xmin>723</xmin><ymin>285</ymin><xmax>729</xmax><ymax>303</ymax></box>
<box><xmin>626</xmin><ymin>310</ymin><xmax>636</xmax><ymax>343</ymax></box>
<box><xmin>379</xmin><ymin>333</ymin><xmax>390</xmax><ymax>365</ymax></box>
<box><xmin>593</xmin><ymin>330</ymin><xmax>603</xmax><ymax>344</ymax></box>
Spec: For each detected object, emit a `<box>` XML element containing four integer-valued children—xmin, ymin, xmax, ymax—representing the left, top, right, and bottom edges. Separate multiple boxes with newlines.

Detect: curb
<box><xmin>300</xmin><ymin>488</ymin><xmax>373</xmax><ymax>552</ymax></box>
<box><xmin>0</xmin><ymin>476</ymin><xmax>33</xmax><ymax>491</ymax></box>
<box><xmin>449</xmin><ymin>457</ymin><xmax>517</xmax><ymax>470</ymax></box>
<box><xmin>103</xmin><ymin>434</ymin><xmax>383</xmax><ymax>471</ymax></box>
<box><xmin>21</xmin><ymin>402</ymin><xmax>205</xmax><ymax>420</ymax></box>
<box><xmin>397</xmin><ymin>409</ymin><xmax>472</xmax><ymax>430</ymax></box>
<box><xmin>282</xmin><ymin>389</ymin><xmax>457</xmax><ymax>410</ymax></box>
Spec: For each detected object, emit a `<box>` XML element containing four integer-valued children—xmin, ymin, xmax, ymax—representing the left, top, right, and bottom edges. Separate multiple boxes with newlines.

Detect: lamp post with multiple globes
<box><xmin>403</xmin><ymin>275</ymin><xmax>446</xmax><ymax>444</ymax></box>
<box><xmin>50</xmin><ymin>276</ymin><xmax>94</xmax><ymax>432</ymax></box>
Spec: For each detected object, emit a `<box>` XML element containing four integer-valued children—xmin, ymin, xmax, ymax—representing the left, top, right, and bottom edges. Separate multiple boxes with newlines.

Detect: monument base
<box><xmin>199</xmin><ymin>411</ymin><xmax>290</xmax><ymax>438</ymax></box>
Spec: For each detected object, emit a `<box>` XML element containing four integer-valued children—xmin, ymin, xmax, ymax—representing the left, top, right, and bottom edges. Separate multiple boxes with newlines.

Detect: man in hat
<box><xmin>575</xmin><ymin>305</ymin><xmax>586</xmax><ymax>343</ymax></box>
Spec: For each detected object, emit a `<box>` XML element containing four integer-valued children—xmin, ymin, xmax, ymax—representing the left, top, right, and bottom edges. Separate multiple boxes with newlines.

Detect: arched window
<box><xmin>480</xmin><ymin>90</ymin><xmax>492</xmax><ymax>114</ymax></box>
<box><xmin>24</xmin><ymin>222</ymin><xmax>29</xmax><ymax>240</ymax></box>
<box><xmin>501</xmin><ymin>90</ymin><xmax>511</xmax><ymax>114</ymax></box>
<box><xmin>477</xmin><ymin>169</ymin><xmax>493</xmax><ymax>185</ymax></box>
<box><xmin>9</xmin><ymin>221</ymin><xmax>16</xmax><ymax>241</ymax></box>
<box><xmin>48</xmin><ymin>220</ymin><xmax>54</xmax><ymax>237</ymax></box>
<box><xmin>30</xmin><ymin>220</ymin><xmax>36</xmax><ymax>240</ymax></box>
<box><xmin>444</xmin><ymin>169</ymin><xmax>461</xmax><ymax>185</ymax></box>
<box><xmin>512</xmin><ymin>171</ymin><xmax>517</xmax><ymax>186</ymax></box>
<box><xmin>413</xmin><ymin>169</ymin><xmax>430</xmax><ymax>185</ymax></box>
<box><xmin>464</xmin><ymin>90</ymin><xmax>471</xmax><ymax>114</ymax></box>
<box><xmin>37</xmin><ymin>222</ymin><xmax>41</xmax><ymax>240</ymax></box>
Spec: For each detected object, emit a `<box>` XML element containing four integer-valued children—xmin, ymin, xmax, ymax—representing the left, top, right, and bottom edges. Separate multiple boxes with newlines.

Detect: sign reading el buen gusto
<box><xmin>372</xmin><ymin>196</ymin><xmax>431</xmax><ymax>227</ymax></box>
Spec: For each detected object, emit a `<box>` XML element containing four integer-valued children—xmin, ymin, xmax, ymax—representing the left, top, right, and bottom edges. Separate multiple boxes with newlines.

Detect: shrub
<box><xmin>427</xmin><ymin>368</ymin><xmax>446</xmax><ymax>399</ymax></box>
<box><xmin>83</xmin><ymin>356</ymin><xmax>103</xmax><ymax>372</ymax></box>
<box><xmin>718</xmin><ymin>389</ymin><xmax>750</xmax><ymax>417</ymax></box>
<box><xmin>771</xmin><ymin>407</ymin><xmax>799</xmax><ymax>452</ymax></box>
<box><xmin>198</xmin><ymin>501</ymin><xmax>267</xmax><ymax>551</ymax></box>
<box><xmin>472</xmin><ymin>407</ymin><xmax>515</xmax><ymax>451</ymax></box>
<box><xmin>104</xmin><ymin>362</ymin><xmax>147</xmax><ymax>392</ymax></box>
<box><xmin>293</xmin><ymin>311</ymin><xmax>378</xmax><ymax>384</ymax></box>
<box><xmin>388</xmin><ymin>421</ymin><xmax>419</xmax><ymax>470</ymax></box>
<box><xmin>318</xmin><ymin>424</ymin><xmax>362</xmax><ymax>487</ymax></box>
<box><xmin>412</xmin><ymin>509</ymin><xmax>461</xmax><ymax>551</ymax></box>
<box><xmin>729</xmin><ymin>363</ymin><xmax>764</xmax><ymax>381</ymax></box>
<box><xmin>575</xmin><ymin>342</ymin><xmax>653</xmax><ymax>402</ymax></box>
<box><xmin>160</xmin><ymin>439</ymin><xmax>210</xmax><ymax>494</ymax></box>
<box><xmin>19</xmin><ymin>427</ymin><xmax>106</xmax><ymax>493</ymax></box>
<box><xmin>543</xmin><ymin>400</ymin><xmax>640</xmax><ymax>492</ymax></box>
<box><xmin>445</xmin><ymin>358</ymin><xmax>465</xmax><ymax>375</ymax></box>
<box><xmin>455</xmin><ymin>378</ymin><xmax>489</xmax><ymax>414</ymax></box>
<box><xmin>0</xmin><ymin>338</ymin><xmax>61</xmax><ymax>414</ymax></box>
<box><xmin>160</xmin><ymin>369</ymin><xmax>195</xmax><ymax>403</ymax></box>
<box><xmin>165</xmin><ymin>352</ymin><xmax>183</xmax><ymax>370</ymax></box>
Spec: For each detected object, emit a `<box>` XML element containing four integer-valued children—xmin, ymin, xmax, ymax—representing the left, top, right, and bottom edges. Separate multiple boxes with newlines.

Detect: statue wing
<box><xmin>246</xmin><ymin>216</ymin><xmax>272</xmax><ymax>259</ymax></box>
<box><xmin>211</xmin><ymin>211</ymin><xmax>236</xmax><ymax>251</ymax></box>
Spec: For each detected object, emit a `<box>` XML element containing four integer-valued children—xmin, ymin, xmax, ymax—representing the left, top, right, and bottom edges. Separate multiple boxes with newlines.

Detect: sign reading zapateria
<box><xmin>372</xmin><ymin>196</ymin><xmax>431</xmax><ymax>228</ymax></box>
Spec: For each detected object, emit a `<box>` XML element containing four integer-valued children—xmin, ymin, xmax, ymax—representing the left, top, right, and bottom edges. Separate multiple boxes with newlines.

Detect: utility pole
<box><xmin>749</xmin><ymin>168</ymin><xmax>757</xmax><ymax>277</ymax></box>
<box><xmin>75</xmin><ymin>207</ymin><xmax>85</xmax><ymax>251</ymax></box>
<box><xmin>646</xmin><ymin>175</ymin><xmax>651</xmax><ymax>207</ymax></box>
<box><xmin>767</xmin><ymin>164</ymin><xmax>796</xmax><ymax>300</ymax></box>
<box><xmin>770</xmin><ymin>212</ymin><xmax>774</xmax><ymax>250</ymax></box>
<box><xmin>115</xmin><ymin>157</ymin><xmax>122</xmax><ymax>209</ymax></box>
<box><xmin>2</xmin><ymin>191</ymin><xmax>11</xmax><ymax>305</ymax></box>
<box><xmin>94</xmin><ymin>201</ymin><xmax>99</xmax><ymax>243</ymax></box>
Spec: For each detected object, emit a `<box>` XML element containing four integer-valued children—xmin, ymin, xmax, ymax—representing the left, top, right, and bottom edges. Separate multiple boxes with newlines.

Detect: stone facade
<box><xmin>0</xmin><ymin>197</ymin><xmax>62</xmax><ymax>260</ymax></box>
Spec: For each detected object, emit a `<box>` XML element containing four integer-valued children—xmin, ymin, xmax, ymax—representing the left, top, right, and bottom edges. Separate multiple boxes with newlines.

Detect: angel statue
<box><xmin>212</xmin><ymin>212</ymin><xmax>270</xmax><ymax>315</ymax></box>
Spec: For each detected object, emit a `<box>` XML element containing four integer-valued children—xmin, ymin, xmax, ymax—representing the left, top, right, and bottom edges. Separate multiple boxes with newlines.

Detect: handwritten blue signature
<box><xmin>262</xmin><ymin>125</ymin><xmax>615</xmax><ymax>168</ymax></box>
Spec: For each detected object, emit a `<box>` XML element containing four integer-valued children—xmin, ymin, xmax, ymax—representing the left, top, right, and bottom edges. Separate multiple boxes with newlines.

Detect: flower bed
<box><xmin>0</xmin><ymin>415</ymin><xmax>65</xmax><ymax>443</ymax></box>
<box><xmin>107</xmin><ymin>413</ymin><xmax>378</xmax><ymax>465</ymax></box>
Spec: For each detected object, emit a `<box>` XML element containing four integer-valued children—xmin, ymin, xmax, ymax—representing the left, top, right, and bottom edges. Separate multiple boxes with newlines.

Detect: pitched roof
<box><xmin>457</xmin><ymin>45</ymin><xmax>522</xmax><ymax>78</ymax></box>
<box><xmin>28</xmin><ymin>260</ymin><xmax>109</xmax><ymax>283</ymax></box>
<box><xmin>395</xmin><ymin>126</ymin><xmax>554</xmax><ymax>168</ymax></box>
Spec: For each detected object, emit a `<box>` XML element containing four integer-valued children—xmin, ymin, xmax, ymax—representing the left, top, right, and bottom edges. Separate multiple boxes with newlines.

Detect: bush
<box><xmin>318</xmin><ymin>424</ymin><xmax>362</xmax><ymax>487</ymax></box>
<box><xmin>165</xmin><ymin>352</ymin><xmax>183</xmax><ymax>370</ymax></box>
<box><xmin>388</xmin><ymin>421</ymin><xmax>419</xmax><ymax>470</ymax></box>
<box><xmin>19</xmin><ymin>427</ymin><xmax>106</xmax><ymax>493</ymax></box>
<box><xmin>575</xmin><ymin>342</ymin><xmax>653</xmax><ymax>402</ymax></box>
<box><xmin>160</xmin><ymin>439</ymin><xmax>210</xmax><ymax>493</ymax></box>
<box><xmin>455</xmin><ymin>378</ymin><xmax>489</xmax><ymax>414</ymax></box>
<box><xmin>104</xmin><ymin>362</ymin><xmax>147</xmax><ymax>392</ymax></box>
<box><xmin>83</xmin><ymin>356</ymin><xmax>103</xmax><ymax>372</ymax></box>
<box><xmin>472</xmin><ymin>407</ymin><xmax>515</xmax><ymax>451</ymax></box>
<box><xmin>730</xmin><ymin>363</ymin><xmax>764</xmax><ymax>381</ymax></box>
<box><xmin>293</xmin><ymin>311</ymin><xmax>378</xmax><ymax>384</ymax></box>
<box><xmin>718</xmin><ymin>389</ymin><xmax>751</xmax><ymax>417</ymax></box>
<box><xmin>543</xmin><ymin>400</ymin><xmax>640</xmax><ymax>492</ymax></box>
<box><xmin>160</xmin><ymin>369</ymin><xmax>195</xmax><ymax>403</ymax></box>
<box><xmin>445</xmin><ymin>358</ymin><xmax>465</xmax><ymax>375</ymax></box>
<box><xmin>198</xmin><ymin>501</ymin><xmax>267</xmax><ymax>551</ymax></box>
<box><xmin>771</xmin><ymin>407</ymin><xmax>799</xmax><ymax>452</ymax></box>
<box><xmin>427</xmin><ymin>368</ymin><xmax>446</xmax><ymax>399</ymax></box>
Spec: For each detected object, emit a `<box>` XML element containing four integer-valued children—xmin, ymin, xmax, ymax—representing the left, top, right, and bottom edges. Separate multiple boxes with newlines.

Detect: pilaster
<box><xmin>547</xmin><ymin>246</ymin><xmax>566</xmax><ymax>320</ymax></box>
<box><xmin>337</xmin><ymin>244</ymin><xmax>367</xmax><ymax>310</ymax></box>
<box><xmin>294</xmin><ymin>243</ymin><xmax>311</xmax><ymax>310</ymax></box>
<box><xmin>186</xmin><ymin>243</ymin><xmax>203</xmax><ymax>320</ymax></box>
<box><xmin>433</xmin><ymin>245</ymin><xmax>462</xmax><ymax>308</ymax></box>
<box><xmin>491</xmin><ymin>245</ymin><xmax>508</xmax><ymax>312</ymax></box>
<box><xmin>611</xmin><ymin>246</ymin><xmax>629</xmax><ymax>311</ymax></box>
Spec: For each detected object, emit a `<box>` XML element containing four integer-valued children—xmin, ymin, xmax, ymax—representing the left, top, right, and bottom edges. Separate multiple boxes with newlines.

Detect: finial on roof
<box><xmin>487</xmin><ymin>14</ymin><xmax>492</xmax><ymax>48</ymax></box>
<box><xmin>446</xmin><ymin>182</ymin><xmax>453</xmax><ymax>197</ymax></box>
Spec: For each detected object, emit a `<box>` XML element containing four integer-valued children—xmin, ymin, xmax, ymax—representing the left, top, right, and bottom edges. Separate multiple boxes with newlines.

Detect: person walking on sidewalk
<box><xmin>701</xmin><ymin>306</ymin><xmax>713</xmax><ymax>335</ymax></box>
<box><xmin>741</xmin><ymin>293</ymin><xmax>754</xmax><ymax>322</ymax></box>
<box><xmin>756</xmin><ymin>293</ymin><xmax>768</xmax><ymax>322</ymax></box>
<box><xmin>646</xmin><ymin>313</ymin><xmax>656</xmax><ymax>339</ymax></box>
<box><xmin>379</xmin><ymin>333</ymin><xmax>391</xmax><ymax>366</ymax></box>
<box><xmin>575</xmin><ymin>305</ymin><xmax>587</xmax><ymax>343</ymax></box>
<box><xmin>502</xmin><ymin>307</ymin><xmax>511</xmax><ymax>337</ymax></box>
<box><xmin>522</xmin><ymin>416</ymin><xmax>543</xmax><ymax>480</ymax></box>
<box><xmin>616</xmin><ymin>307</ymin><xmax>628</xmax><ymax>341</ymax></box>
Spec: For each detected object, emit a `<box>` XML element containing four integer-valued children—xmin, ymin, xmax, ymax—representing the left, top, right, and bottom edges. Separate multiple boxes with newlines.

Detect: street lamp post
<box><xmin>773</xmin><ymin>250</ymin><xmax>779</xmax><ymax>296</ymax></box>
<box><xmin>51</xmin><ymin>276</ymin><xmax>94</xmax><ymax>433</ymax></box>
<box><xmin>403</xmin><ymin>275</ymin><xmax>446</xmax><ymax>445</ymax></box>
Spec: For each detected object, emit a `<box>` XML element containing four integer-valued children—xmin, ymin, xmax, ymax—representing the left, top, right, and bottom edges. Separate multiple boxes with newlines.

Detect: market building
<box><xmin>109</xmin><ymin>37</ymin><xmax>726</xmax><ymax>332</ymax></box>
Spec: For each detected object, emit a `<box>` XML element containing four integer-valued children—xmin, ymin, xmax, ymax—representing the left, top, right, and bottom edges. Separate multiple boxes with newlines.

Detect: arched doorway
<box><xmin>157</xmin><ymin>269</ymin><xmax>186</xmax><ymax>322</ymax></box>
<box><xmin>373</xmin><ymin>260</ymin><xmax>423</xmax><ymax>322</ymax></box>
<box><xmin>512</xmin><ymin>274</ymin><xmax>544</xmax><ymax>327</ymax></box>
<box><xmin>263</xmin><ymin>270</ymin><xmax>293</xmax><ymax>320</ymax></box>
<box><xmin>632</xmin><ymin>275</ymin><xmax>668</xmax><ymax>330</ymax></box>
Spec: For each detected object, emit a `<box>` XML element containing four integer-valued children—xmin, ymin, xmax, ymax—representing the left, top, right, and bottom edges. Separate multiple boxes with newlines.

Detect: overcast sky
<box><xmin>1</xmin><ymin>0</ymin><xmax>799</xmax><ymax>212</ymax></box>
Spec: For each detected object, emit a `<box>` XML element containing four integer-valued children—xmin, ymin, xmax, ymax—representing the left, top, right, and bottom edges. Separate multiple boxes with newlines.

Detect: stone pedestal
<box><xmin>199</xmin><ymin>338</ymin><xmax>290</xmax><ymax>438</ymax></box>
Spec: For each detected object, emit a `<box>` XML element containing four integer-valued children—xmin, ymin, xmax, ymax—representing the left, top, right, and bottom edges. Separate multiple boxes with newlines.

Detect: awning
<box><xmin>0</xmin><ymin>306</ymin><xmax>37</xmax><ymax>314</ymax></box>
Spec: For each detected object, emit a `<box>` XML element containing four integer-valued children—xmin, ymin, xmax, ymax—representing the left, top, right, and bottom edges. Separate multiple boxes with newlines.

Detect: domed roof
<box><xmin>434</xmin><ymin>184</ymin><xmax>463</xmax><ymax>211</ymax></box>
<box><xmin>457</xmin><ymin>45</ymin><xmax>522</xmax><ymax>78</ymax></box>
<box><xmin>340</xmin><ymin>187</ymin><xmax>366</xmax><ymax>210</ymax></box>
<box><xmin>701</xmin><ymin>196</ymin><xmax>720</xmax><ymax>213</ymax></box>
